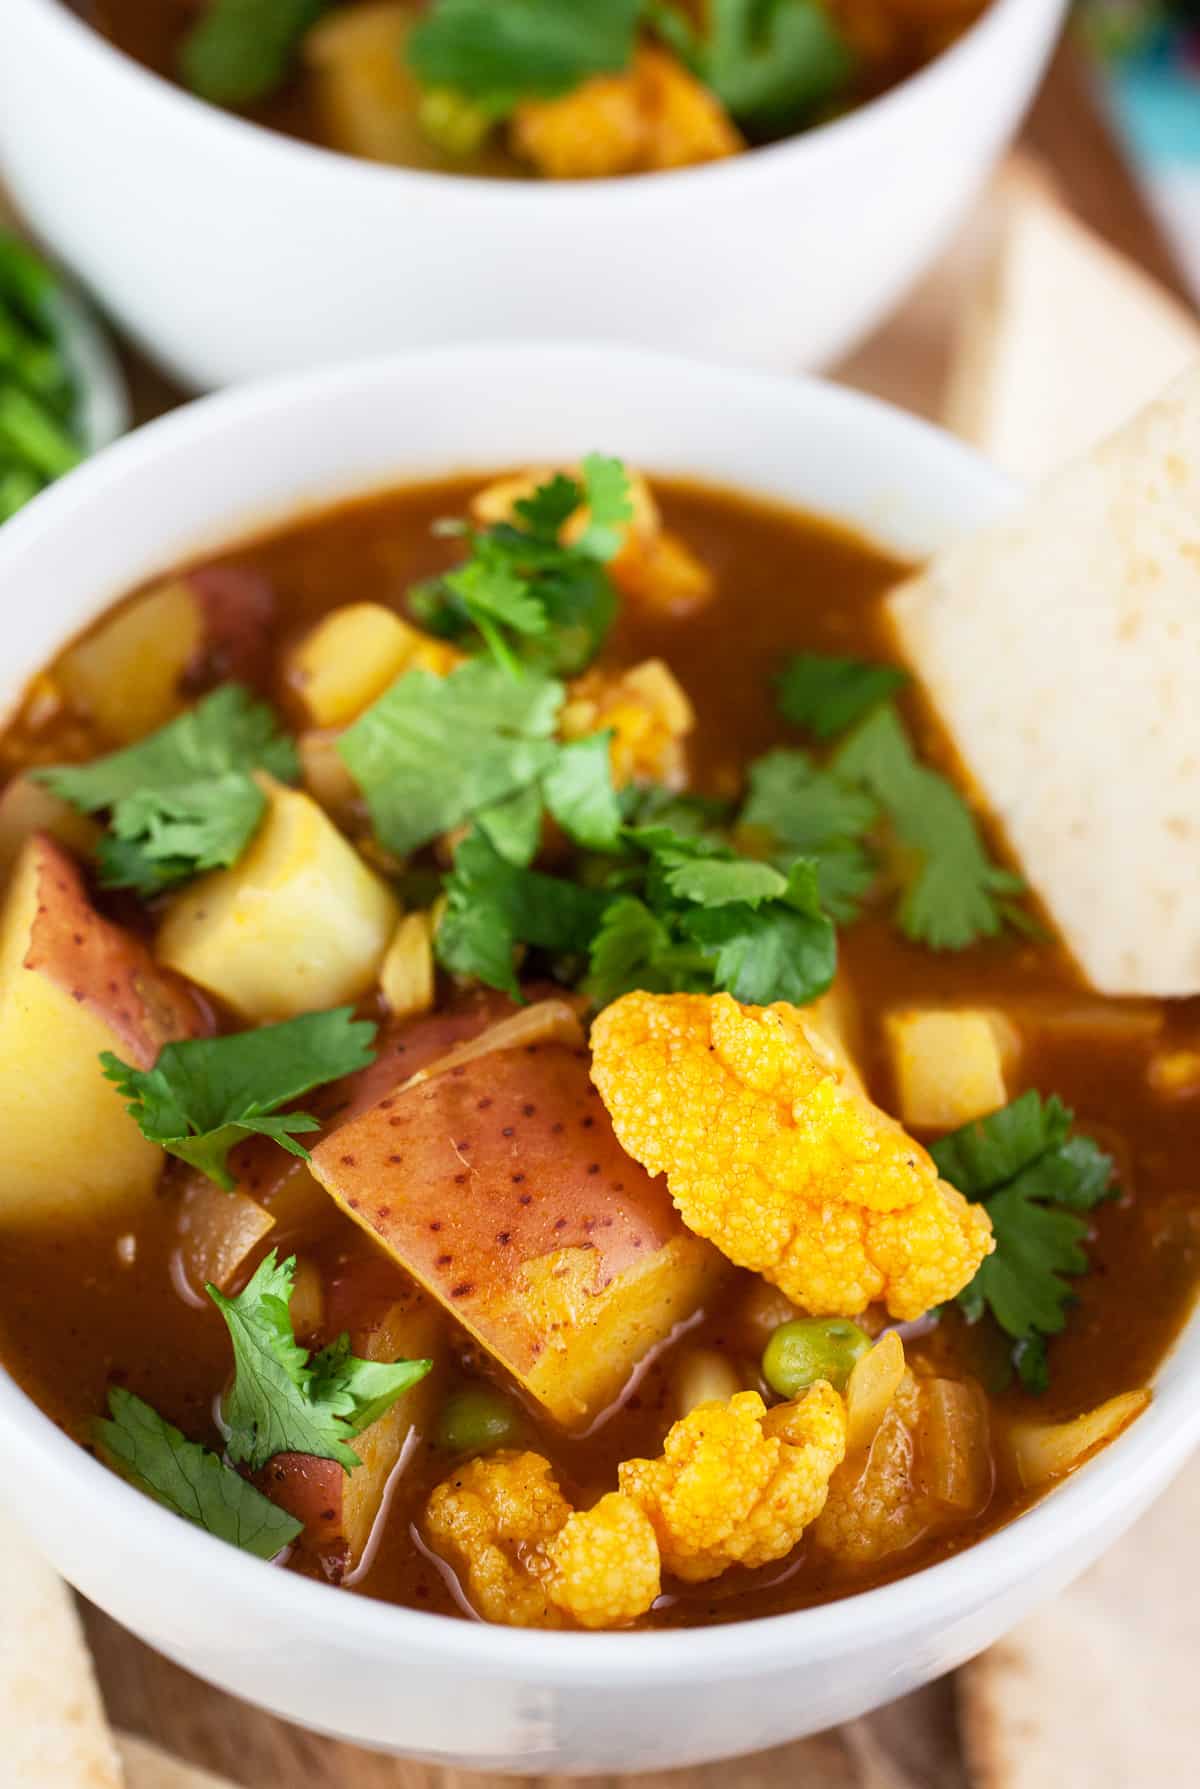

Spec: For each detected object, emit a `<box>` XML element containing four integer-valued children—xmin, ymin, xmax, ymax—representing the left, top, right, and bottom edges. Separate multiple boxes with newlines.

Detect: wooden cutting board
<box><xmin>9</xmin><ymin>33</ymin><xmax>1191</xmax><ymax>1789</ymax></box>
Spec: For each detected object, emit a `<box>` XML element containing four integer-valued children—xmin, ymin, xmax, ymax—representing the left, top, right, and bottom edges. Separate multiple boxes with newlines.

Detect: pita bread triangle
<box><xmin>944</xmin><ymin>161</ymin><xmax>1200</xmax><ymax>484</ymax></box>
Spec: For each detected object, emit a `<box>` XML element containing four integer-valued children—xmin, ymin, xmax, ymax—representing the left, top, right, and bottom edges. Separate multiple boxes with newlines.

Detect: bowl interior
<box><xmin>0</xmin><ymin>344</ymin><xmax>1196</xmax><ymax>1692</ymax></box>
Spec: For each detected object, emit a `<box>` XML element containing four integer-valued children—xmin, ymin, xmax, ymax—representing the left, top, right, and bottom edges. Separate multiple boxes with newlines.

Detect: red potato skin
<box><xmin>308</xmin><ymin>1039</ymin><xmax>718</xmax><ymax>1421</ymax></box>
<box><xmin>24</xmin><ymin>834</ymin><xmax>207</xmax><ymax>1065</ymax></box>
<box><xmin>185</xmin><ymin>566</ymin><xmax>276</xmax><ymax>689</ymax></box>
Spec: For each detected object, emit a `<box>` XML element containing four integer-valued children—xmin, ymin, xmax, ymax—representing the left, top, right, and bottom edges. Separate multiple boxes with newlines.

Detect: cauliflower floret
<box><xmin>510</xmin><ymin>46</ymin><xmax>742</xmax><ymax>180</ymax></box>
<box><xmin>422</xmin><ymin>1450</ymin><xmax>572</xmax><ymax>1628</ymax></box>
<box><xmin>618</xmin><ymin>1385</ymin><xmax>846</xmax><ymax>1582</ymax></box>
<box><xmin>548</xmin><ymin>1492</ymin><xmax>661</xmax><ymax>1629</ymax></box>
<box><xmin>561</xmin><ymin>659</ymin><xmax>694</xmax><ymax>789</ymax></box>
<box><xmin>590</xmin><ymin>991</ymin><xmax>994</xmax><ymax>1320</ymax></box>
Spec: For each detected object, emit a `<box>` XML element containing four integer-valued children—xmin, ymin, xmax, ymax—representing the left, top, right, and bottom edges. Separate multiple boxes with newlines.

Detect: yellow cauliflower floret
<box><xmin>561</xmin><ymin>659</ymin><xmax>694</xmax><ymax>789</ymax></box>
<box><xmin>590</xmin><ymin>991</ymin><xmax>994</xmax><ymax>1321</ymax></box>
<box><xmin>618</xmin><ymin>1386</ymin><xmax>846</xmax><ymax>1582</ymax></box>
<box><xmin>510</xmin><ymin>46</ymin><xmax>742</xmax><ymax>180</ymax></box>
<box><xmin>422</xmin><ymin>1450</ymin><xmax>572</xmax><ymax>1628</ymax></box>
<box><xmin>547</xmin><ymin>1492</ymin><xmax>661</xmax><ymax>1629</ymax></box>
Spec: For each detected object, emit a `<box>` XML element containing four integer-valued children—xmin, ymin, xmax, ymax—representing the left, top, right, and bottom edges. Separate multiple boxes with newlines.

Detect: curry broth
<box><xmin>0</xmin><ymin>474</ymin><xmax>1196</xmax><ymax>1628</ymax></box>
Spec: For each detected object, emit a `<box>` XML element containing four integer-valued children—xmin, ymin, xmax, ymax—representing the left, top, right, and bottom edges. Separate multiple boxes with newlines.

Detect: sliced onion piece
<box><xmin>844</xmin><ymin>1330</ymin><xmax>906</xmax><ymax>1453</ymax></box>
<box><xmin>400</xmin><ymin>999</ymin><xmax>585</xmax><ymax>1090</ymax></box>
<box><xmin>917</xmin><ymin>1376</ymin><xmax>992</xmax><ymax>1512</ymax></box>
<box><xmin>1009</xmin><ymin>1389</ymin><xmax>1151</xmax><ymax>1489</ymax></box>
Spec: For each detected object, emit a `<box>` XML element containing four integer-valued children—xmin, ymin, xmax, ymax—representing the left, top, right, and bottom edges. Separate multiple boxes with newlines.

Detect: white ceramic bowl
<box><xmin>1</xmin><ymin>0</ymin><xmax>1064</xmax><ymax>389</ymax></box>
<box><xmin>0</xmin><ymin>346</ymin><xmax>1194</xmax><ymax>1774</ymax></box>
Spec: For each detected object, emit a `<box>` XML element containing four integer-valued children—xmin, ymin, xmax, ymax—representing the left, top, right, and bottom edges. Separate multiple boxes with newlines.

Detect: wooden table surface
<box><xmin>21</xmin><ymin>31</ymin><xmax>1193</xmax><ymax>1789</ymax></box>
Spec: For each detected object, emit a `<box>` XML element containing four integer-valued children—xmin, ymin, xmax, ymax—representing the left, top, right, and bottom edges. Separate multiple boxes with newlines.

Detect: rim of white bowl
<box><xmin>0</xmin><ymin>342</ymin><xmax>1194</xmax><ymax>1683</ymax></box>
<box><xmin>25</xmin><ymin>0</ymin><xmax>1061</xmax><ymax>202</ymax></box>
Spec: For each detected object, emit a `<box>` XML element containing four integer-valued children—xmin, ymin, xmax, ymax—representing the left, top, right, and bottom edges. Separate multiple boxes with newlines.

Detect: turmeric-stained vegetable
<box><xmin>886</xmin><ymin>1007</ymin><xmax>1019</xmax><ymax>1131</ymax></box>
<box><xmin>1008</xmin><ymin>1390</ymin><xmax>1150</xmax><ymax>1490</ymax></box>
<box><xmin>591</xmin><ymin>990</ymin><xmax>994</xmax><ymax>1320</ymax></box>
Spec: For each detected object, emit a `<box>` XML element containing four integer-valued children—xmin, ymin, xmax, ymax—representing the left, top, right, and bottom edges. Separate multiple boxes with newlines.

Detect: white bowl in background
<box><xmin>1</xmin><ymin>0</ymin><xmax>1063</xmax><ymax>389</ymax></box>
<box><xmin>0</xmin><ymin>346</ymin><xmax>1193</xmax><ymax>1774</ymax></box>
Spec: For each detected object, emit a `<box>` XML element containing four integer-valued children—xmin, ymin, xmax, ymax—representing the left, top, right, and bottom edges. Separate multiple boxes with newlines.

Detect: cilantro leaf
<box><xmin>437</xmin><ymin>829</ymin><xmax>614</xmax><ymax>997</ymax></box>
<box><xmin>210</xmin><ymin>1252</ymin><xmax>432</xmax><ymax>1474</ymax></box>
<box><xmin>409</xmin><ymin>461</ymin><xmax>629</xmax><ymax>677</ymax></box>
<box><xmin>337</xmin><ymin>659</ymin><xmax>563</xmax><ymax>857</ymax></box>
<box><xmin>655</xmin><ymin>0</ymin><xmax>853</xmax><ymax>132</ymax></box>
<box><xmin>101</xmin><ymin>1009</ymin><xmax>377</xmax><ymax>1191</ymax></box>
<box><xmin>408</xmin><ymin>0</ymin><xmax>640</xmax><ymax>113</ymax></box>
<box><xmin>834</xmin><ymin>704</ymin><xmax>1025</xmax><ymax>950</ymax></box>
<box><xmin>776</xmin><ymin>652</ymin><xmax>908</xmax><ymax>740</ymax></box>
<box><xmin>934</xmin><ymin>1091</ymin><xmax>1118</xmax><ymax>1390</ymax></box>
<box><xmin>680</xmin><ymin>857</ymin><xmax>836</xmax><ymax>1006</ymax></box>
<box><xmin>39</xmin><ymin>683</ymin><xmax>298</xmax><ymax>813</ymax></box>
<box><xmin>542</xmin><ymin>731</ymin><xmax>624</xmax><ymax>853</ymax></box>
<box><xmin>738</xmin><ymin>746</ymin><xmax>878</xmax><ymax>922</ymax></box>
<box><xmin>180</xmin><ymin>0</ymin><xmax>327</xmax><ymax>107</ymax></box>
<box><xmin>39</xmin><ymin>685</ymin><xmax>297</xmax><ymax>894</ymax></box>
<box><xmin>95</xmin><ymin>772</ymin><xmax>268</xmax><ymax>898</ymax></box>
<box><xmin>475</xmin><ymin>782</ymin><xmax>546</xmax><ymax>867</ymax></box>
<box><xmin>583</xmin><ymin>895</ymin><xmax>710</xmax><ymax>1006</ymax></box>
<box><xmin>95</xmin><ymin>1386</ymin><xmax>302</xmax><ymax>1560</ymax></box>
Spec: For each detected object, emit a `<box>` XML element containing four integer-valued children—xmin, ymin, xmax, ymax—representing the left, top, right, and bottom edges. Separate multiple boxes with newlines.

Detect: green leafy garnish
<box><xmin>438</xmin><ymin>819</ymin><xmax>836</xmax><ymax>1010</ymax></box>
<box><xmin>737</xmin><ymin>746</ymin><xmax>878</xmax><ymax>922</ymax></box>
<box><xmin>408</xmin><ymin>456</ymin><xmax>630</xmax><ymax>676</ymax></box>
<box><xmin>209</xmin><ymin>1252</ymin><xmax>432</xmax><ymax>1473</ymax></box>
<box><xmin>180</xmin><ymin>0</ymin><xmax>328</xmax><ymax>107</ymax></box>
<box><xmin>934</xmin><ymin>1092</ymin><xmax>1118</xmax><ymax>1391</ymax></box>
<box><xmin>542</xmin><ymin>732</ymin><xmax>624</xmax><ymax>854</ymax></box>
<box><xmin>39</xmin><ymin>684</ymin><xmax>298</xmax><ymax>895</ymax></box>
<box><xmin>337</xmin><ymin>659</ymin><xmax>564</xmax><ymax>858</ymax></box>
<box><xmin>776</xmin><ymin>652</ymin><xmax>908</xmax><ymax>739</ymax></box>
<box><xmin>651</xmin><ymin>0</ymin><xmax>853</xmax><ymax>132</ymax></box>
<box><xmin>408</xmin><ymin>0</ymin><xmax>640</xmax><ymax>115</ymax></box>
<box><xmin>438</xmin><ymin>829</ymin><xmax>612</xmax><ymax>998</ymax></box>
<box><xmin>834</xmin><ymin>704</ymin><xmax>1025</xmax><ymax>950</ymax></box>
<box><xmin>101</xmin><ymin>1009</ymin><xmax>377</xmax><ymax>1191</ymax></box>
<box><xmin>0</xmin><ymin>233</ymin><xmax>84</xmax><ymax>522</ymax></box>
<box><xmin>95</xmin><ymin>1386</ymin><xmax>302</xmax><ymax>1560</ymax></box>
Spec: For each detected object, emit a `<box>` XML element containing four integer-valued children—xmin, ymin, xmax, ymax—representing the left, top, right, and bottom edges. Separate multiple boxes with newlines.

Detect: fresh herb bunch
<box><xmin>934</xmin><ymin>1091</ymin><xmax>1118</xmax><ymax>1391</ymax></box>
<box><xmin>0</xmin><ymin>235</ymin><xmax>85</xmax><ymax>524</ymax></box>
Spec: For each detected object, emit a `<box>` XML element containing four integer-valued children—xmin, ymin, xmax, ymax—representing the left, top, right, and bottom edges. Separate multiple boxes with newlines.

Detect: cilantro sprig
<box><xmin>180</xmin><ymin>0</ymin><xmax>328</xmax><ymax>108</ymax></box>
<box><xmin>408</xmin><ymin>0</ymin><xmax>641</xmax><ymax>116</ymax></box>
<box><xmin>38</xmin><ymin>683</ymin><xmax>298</xmax><ymax>897</ymax></box>
<box><xmin>101</xmin><ymin>1008</ymin><xmax>377</xmax><ymax>1191</ymax></box>
<box><xmin>95</xmin><ymin>1386</ymin><xmax>303</xmax><ymax>1561</ymax></box>
<box><xmin>437</xmin><ymin>818</ymin><xmax>836</xmax><ymax>1009</ymax></box>
<box><xmin>773</xmin><ymin>650</ymin><xmax>1028</xmax><ymax>951</ymax></box>
<box><xmin>934</xmin><ymin>1092</ymin><xmax>1118</xmax><ymax>1391</ymax></box>
<box><xmin>410</xmin><ymin>455</ymin><xmax>631</xmax><ymax>676</ymax></box>
<box><xmin>210</xmin><ymin>1252</ymin><xmax>432</xmax><ymax>1473</ymax></box>
<box><xmin>649</xmin><ymin>0</ymin><xmax>853</xmax><ymax>133</ymax></box>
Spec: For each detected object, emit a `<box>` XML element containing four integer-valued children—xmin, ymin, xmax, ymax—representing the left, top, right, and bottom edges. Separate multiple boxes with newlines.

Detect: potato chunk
<box><xmin>310</xmin><ymin>1036</ymin><xmax>724</xmax><ymax>1427</ymax></box>
<box><xmin>0</xmin><ymin>836</ymin><xmax>204</xmax><ymax>1224</ymax></box>
<box><xmin>885</xmin><ymin>1007</ymin><xmax>1019</xmax><ymax>1130</ymax></box>
<box><xmin>157</xmin><ymin>777</ymin><xmax>400</xmax><ymax>1021</ymax></box>
<box><xmin>286</xmin><ymin>603</ymin><xmax>460</xmax><ymax>729</ymax></box>
<box><xmin>260</xmin><ymin>1274</ymin><xmax>442</xmax><ymax>1581</ymax></box>
<box><xmin>0</xmin><ymin>775</ymin><xmax>100</xmax><ymax>882</ymax></box>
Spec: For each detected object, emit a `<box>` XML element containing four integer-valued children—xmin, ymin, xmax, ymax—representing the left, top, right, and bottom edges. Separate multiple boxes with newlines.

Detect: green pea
<box><xmin>762</xmin><ymin>1318</ymin><xmax>871</xmax><ymax>1398</ymax></box>
<box><xmin>437</xmin><ymin>1386</ymin><xmax>521</xmax><ymax>1456</ymax></box>
<box><xmin>418</xmin><ymin>88</ymin><xmax>494</xmax><ymax>159</ymax></box>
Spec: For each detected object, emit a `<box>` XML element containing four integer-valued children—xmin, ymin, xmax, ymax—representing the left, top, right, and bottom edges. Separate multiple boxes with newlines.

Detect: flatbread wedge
<box><xmin>891</xmin><ymin>361</ymin><xmax>1200</xmax><ymax>997</ymax></box>
<box><xmin>117</xmin><ymin>1733</ymin><xmax>236</xmax><ymax>1789</ymax></box>
<box><xmin>0</xmin><ymin>1526</ymin><xmax>122</xmax><ymax>1788</ymax></box>
<box><xmin>944</xmin><ymin>160</ymin><xmax>1200</xmax><ymax>484</ymax></box>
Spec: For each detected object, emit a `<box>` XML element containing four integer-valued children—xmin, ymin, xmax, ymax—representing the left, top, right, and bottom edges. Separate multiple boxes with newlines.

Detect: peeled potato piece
<box><xmin>157</xmin><ymin>777</ymin><xmax>399</xmax><ymax>1021</ymax></box>
<box><xmin>0</xmin><ymin>835</ymin><xmax>204</xmax><ymax>1224</ymax></box>
<box><xmin>309</xmin><ymin>1035</ymin><xmax>724</xmax><ymax>1428</ymax></box>
<box><xmin>886</xmin><ymin>1007</ymin><xmax>1018</xmax><ymax>1130</ymax></box>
